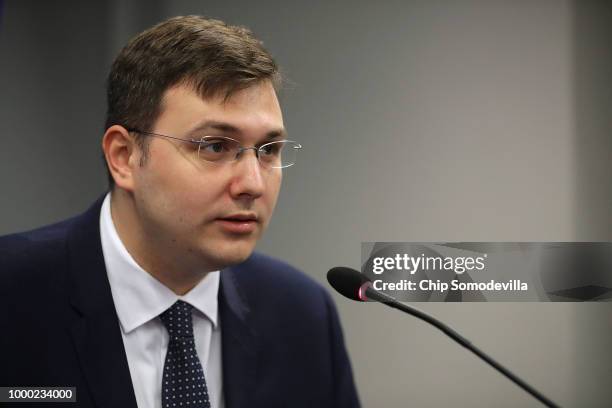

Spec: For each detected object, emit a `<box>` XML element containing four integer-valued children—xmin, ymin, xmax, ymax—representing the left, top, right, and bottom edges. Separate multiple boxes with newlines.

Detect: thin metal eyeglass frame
<box><xmin>126</xmin><ymin>128</ymin><xmax>302</xmax><ymax>168</ymax></box>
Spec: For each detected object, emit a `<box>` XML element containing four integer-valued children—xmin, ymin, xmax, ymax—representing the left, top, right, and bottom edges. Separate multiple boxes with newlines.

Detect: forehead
<box><xmin>155</xmin><ymin>81</ymin><xmax>284</xmax><ymax>137</ymax></box>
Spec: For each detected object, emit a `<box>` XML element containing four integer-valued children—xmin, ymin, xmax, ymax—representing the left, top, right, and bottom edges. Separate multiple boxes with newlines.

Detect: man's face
<box><xmin>131</xmin><ymin>80</ymin><xmax>283</xmax><ymax>272</ymax></box>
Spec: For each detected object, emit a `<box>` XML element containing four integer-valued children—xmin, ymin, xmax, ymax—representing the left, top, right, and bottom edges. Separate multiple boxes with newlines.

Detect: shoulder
<box><xmin>235</xmin><ymin>252</ymin><xmax>323</xmax><ymax>288</ymax></box>
<box><xmin>231</xmin><ymin>251</ymin><xmax>330</xmax><ymax>298</ymax></box>
<box><xmin>227</xmin><ymin>251</ymin><xmax>334</xmax><ymax>316</ymax></box>
<box><xmin>0</xmin><ymin>217</ymin><xmax>76</xmax><ymax>292</ymax></box>
<box><xmin>0</xmin><ymin>196</ymin><xmax>104</xmax><ymax>279</ymax></box>
<box><xmin>0</xmin><ymin>217</ymin><xmax>74</xmax><ymax>245</ymax></box>
<box><xmin>0</xmin><ymin>217</ymin><xmax>75</xmax><ymax>260</ymax></box>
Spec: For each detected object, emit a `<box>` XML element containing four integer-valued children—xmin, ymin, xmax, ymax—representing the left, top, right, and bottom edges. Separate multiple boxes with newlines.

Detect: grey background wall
<box><xmin>1</xmin><ymin>1</ymin><xmax>611</xmax><ymax>406</ymax></box>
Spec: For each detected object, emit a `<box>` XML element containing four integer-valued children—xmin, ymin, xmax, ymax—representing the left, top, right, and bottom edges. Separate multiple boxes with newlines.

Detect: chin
<box><xmin>204</xmin><ymin>243</ymin><xmax>255</xmax><ymax>270</ymax></box>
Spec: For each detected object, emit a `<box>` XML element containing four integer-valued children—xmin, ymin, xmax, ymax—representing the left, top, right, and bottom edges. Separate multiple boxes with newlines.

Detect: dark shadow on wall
<box><xmin>574</xmin><ymin>2</ymin><xmax>612</xmax><ymax>240</ymax></box>
<box><xmin>107</xmin><ymin>0</ymin><xmax>165</xmax><ymax>58</ymax></box>
<box><xmin>572</xmin><ymin>0</ymin><xmax>612</xmax><ymax>406</ymax></box>
<box><xmin>0</xmin><ymin>1</ymin><xmax>111</xmax><ymax>234</ymax></box>
<box><xmin>0</xmin><ymin>1</ymin><xmax>164</xmax><ymax>235</ymax></box>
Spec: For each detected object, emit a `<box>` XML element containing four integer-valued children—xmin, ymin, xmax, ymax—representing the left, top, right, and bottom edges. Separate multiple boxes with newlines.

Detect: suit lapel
<box><xmin>219</xmin><ymin>266</ymin><xmax>258</xmax><ymax>408</ymax></box>
<box><xmin>66</xmin><ymin>197</ymin><xmax>138</xmax><ymax>408</ymax></box>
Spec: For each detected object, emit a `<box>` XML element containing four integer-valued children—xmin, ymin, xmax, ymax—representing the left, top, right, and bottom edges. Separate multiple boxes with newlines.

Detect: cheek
<box><xmin>138</xmin><ymin>153</ymin><xmax>226</xmax><ymax>225</ymax></box>
<box><xmin>264</xmin><ymin>172</ymin><xmax>282</xmax><ymax>210</ymax></box>
<box><xmin>162</xmin><ymin>176</ymin><xmax>228</xmax><ymax>224</ymax></box>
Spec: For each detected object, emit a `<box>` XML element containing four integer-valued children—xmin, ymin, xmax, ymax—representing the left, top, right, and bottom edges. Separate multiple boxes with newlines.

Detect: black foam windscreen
<box><xmin>326</xmin><ymin>266</ymin><xmax>371</xmax><ymax>301</ymax></box>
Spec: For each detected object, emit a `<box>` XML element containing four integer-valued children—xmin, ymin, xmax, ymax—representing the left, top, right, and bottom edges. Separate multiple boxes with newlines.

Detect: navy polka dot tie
<box><xmin>159</xmin><ymin>300</ymin><xmax>211</xmax><ymax>408</ymax></box>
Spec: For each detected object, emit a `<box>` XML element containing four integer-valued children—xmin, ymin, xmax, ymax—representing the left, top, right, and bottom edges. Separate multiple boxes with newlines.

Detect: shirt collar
<box><xmin>99</xmin><ymin>192</ymin><xmax>219</xmax><ymax>334</ymax></box>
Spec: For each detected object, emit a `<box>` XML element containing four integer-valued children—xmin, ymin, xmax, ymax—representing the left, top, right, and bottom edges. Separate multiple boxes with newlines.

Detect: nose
<box><xmin>228</xmin><ymin>149</ymin><xmax>265</xmax><ymax>200</ymax></box>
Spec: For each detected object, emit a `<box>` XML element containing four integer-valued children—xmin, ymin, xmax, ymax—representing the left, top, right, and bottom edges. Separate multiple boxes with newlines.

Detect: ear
<box><xmin>102</xmin><ymin>125</ymin><xmax>140</xmax><ymax>191</ymax></box>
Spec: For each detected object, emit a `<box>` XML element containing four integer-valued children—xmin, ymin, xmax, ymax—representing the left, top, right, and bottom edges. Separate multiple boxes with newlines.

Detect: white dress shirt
<box><xmin>99</xmin><ymin>193</ymin><xmax>224</xmax><ymax>408</ymax></box>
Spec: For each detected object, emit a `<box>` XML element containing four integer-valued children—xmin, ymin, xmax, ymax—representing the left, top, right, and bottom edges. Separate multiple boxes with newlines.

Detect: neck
<box><xmin>109</xmin><ymin>189</ymin><xmax>208</xmax><ymax>295</ymax></box>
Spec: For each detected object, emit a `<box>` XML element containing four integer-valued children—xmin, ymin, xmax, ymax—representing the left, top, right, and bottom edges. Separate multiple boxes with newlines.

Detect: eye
<box><xmin>197</xmin><ymin>137</ymin><xmax>240</xmax><ymax>162</ymax></box>
<box><xmin>260</xmin><ymin>142</ymin><xmax>282</xmax><ymax>156</ymax></box>
<box><xmin>204</xmin><ymin>142</ymin><xmax>225</xmax><ymax>153</ymax></box>
<box><xmin>201</xmin><ymin>139</ymin><xmax>231</xmax><ymax>154</ymax></box>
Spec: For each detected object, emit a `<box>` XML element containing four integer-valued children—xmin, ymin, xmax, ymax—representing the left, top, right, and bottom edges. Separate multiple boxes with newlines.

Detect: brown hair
<box><xmin>104</xmin><ymin>15</ymin><xmax>281</xmax><ymax>187</ymax></box>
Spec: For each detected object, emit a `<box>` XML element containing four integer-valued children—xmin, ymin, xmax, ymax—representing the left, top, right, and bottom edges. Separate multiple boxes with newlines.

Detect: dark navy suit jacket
<box><xmin>0</xmin><ymin>197</ymin><xmax>360</xmax><ymax>407</ymax></box>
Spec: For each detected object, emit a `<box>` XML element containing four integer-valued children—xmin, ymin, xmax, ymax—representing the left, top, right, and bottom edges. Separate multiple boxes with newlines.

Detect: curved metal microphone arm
<box><xmin>362</xmin><ymin>284</ymin><xmax>561</xmax><ymax>408</ymax></box>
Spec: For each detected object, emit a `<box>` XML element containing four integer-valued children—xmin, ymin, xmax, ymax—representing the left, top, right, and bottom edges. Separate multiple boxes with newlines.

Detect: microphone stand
<box><xmin>364</xmin><ymin>285</ymin><xmax>561</xmax><ymax>408</ymax></box>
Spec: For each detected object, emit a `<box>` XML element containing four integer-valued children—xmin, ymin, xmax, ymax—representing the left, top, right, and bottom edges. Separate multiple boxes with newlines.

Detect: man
<box><xmin>0</xmin><ymin>16</ymin><xmax>359</xmax><ymax>408</ymax></box>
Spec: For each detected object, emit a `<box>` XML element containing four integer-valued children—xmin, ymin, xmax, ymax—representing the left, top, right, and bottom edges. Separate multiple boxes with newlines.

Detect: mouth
<box><xmin>215</xmin><ymin>213</ymin><xmax>259</xmax><ymax>234</ymax></box>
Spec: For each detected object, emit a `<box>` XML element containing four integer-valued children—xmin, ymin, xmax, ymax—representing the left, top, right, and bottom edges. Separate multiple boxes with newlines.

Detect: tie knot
<box><xmin>159</xmin><ymin>300</ymin><xmax>194</xmax><ymax>339</ymax></box>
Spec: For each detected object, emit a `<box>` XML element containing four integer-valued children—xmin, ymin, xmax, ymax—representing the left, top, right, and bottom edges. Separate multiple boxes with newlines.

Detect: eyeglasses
<box><xmin>126</xmin><ymin>128</ymin><xmax>302</xmax><ymax>169</ymax></box>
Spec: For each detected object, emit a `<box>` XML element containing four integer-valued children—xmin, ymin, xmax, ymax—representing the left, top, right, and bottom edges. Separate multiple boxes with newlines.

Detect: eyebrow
<box><xmin>187</xmin><ymin>120</ymin><xmax>288</xmax><ymax>140</ymax></box>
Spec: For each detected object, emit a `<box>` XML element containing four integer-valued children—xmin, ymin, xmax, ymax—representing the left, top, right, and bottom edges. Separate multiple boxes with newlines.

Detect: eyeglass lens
<box><xmin>197</xmin><ymin>139</ymin><xmax>299</xmax><ymax>168</ymax></box>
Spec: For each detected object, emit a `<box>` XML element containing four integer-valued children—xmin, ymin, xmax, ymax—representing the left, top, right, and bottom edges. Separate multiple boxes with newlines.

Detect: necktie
<box><xmin>159</xmin><ymin>300</ymin><xmax>211</xmax><ymax>408</ymax></box>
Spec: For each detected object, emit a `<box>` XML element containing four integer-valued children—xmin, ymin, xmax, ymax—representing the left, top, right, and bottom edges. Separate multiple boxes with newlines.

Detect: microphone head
<box><xmin>327</xmin><ymin>267</ymin><xmax>372</xmax><ymax>301</ymax></box>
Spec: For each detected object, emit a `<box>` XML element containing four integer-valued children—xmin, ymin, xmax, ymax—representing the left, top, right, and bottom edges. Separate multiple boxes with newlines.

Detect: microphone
<box><xmin>327</xmin><ymin>267</ymin><xmax>560</xmax><ymax>408</ymax></box>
